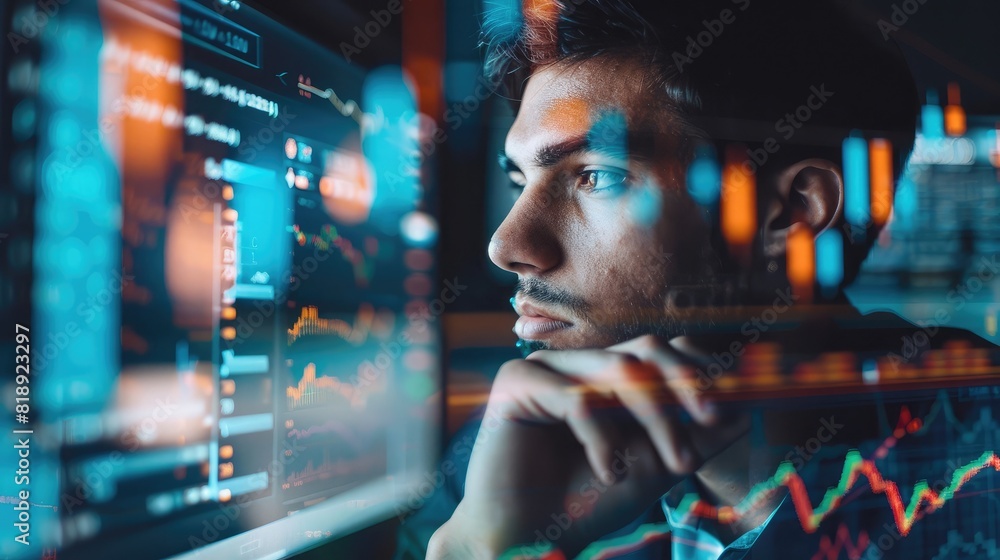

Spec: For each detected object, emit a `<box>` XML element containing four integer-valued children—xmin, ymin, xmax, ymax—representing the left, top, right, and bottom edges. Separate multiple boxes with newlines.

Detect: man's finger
<box><xmin>607</xmin><ymin>358</ymin><xmax>698</xmax><ymax>474</ymax></box>
<box><xmin>610</xmin><ymin>336</ymin><xmax>718</xmax><ymax>426</ymax></box>
<box><xmin>488</xmin><ymin>360</ymin><xmax>624</xmax><ymax>483</ymax></box>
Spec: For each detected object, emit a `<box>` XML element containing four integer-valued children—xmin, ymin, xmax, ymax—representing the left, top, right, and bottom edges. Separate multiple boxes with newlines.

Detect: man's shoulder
<box><xmin>795</xmin><ymin>309</ymin><xmax>995</xmax><ymax>355</ymax></box>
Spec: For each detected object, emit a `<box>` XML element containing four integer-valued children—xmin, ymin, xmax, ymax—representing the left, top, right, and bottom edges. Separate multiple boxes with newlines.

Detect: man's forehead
<box><xmin>505</xmin><ymin>58</ymin><xmax>667</xmax><ymax>161</ymax></box>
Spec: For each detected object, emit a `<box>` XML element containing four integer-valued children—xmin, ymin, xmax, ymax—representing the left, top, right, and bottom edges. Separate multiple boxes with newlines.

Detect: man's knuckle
<box><xmin>609</xmin><ymin>352</ymin><xmax>640</xmax><ymax>369</ymax></box>
<box><xmin>496</xmin><ymin>359</ymin><xmax>526</xmax><ymax>382</ymax></box>
<box><xmin>562</xmin><ymin>393</ymin><xmax>587</xmax><ymax>420</ymax></box>
<box><xmin>634</xmin><ymin>334</ymin><xmax>662</xmax><ymax>350</ymax></box>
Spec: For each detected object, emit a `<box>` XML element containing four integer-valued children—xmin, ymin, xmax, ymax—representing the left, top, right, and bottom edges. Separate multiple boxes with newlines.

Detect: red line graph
<box><xmin>811</xmin><ymin>523</ymin><xmax>870</xmax><ymax>560</ymax></box>
<box><xmin>679</xmin><ymin>450</ymin><xmax>1000</xmax><ymax>537</ymax></box>
<box><xmin>873</xmin><ymin>405</ymin><xmax>923</xmax><ymax>459</ymax></box>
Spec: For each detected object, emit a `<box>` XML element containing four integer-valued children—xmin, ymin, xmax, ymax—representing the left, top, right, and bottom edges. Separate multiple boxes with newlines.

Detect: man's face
<box><xmin>490</xmin><ymin>55</ymin><xmax>717</xmax><ymax>351</ymax></box>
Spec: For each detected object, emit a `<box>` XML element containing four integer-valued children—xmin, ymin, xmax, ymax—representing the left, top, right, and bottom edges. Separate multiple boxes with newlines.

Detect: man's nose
<box><xmin>487</xmin><ymin>185</ymin><xmax>563</xmax><ymax>276</ymax></box>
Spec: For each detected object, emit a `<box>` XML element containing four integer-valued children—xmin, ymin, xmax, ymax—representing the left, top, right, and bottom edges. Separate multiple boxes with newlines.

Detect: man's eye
<box><xmin>576</xmin><ymin>169</ymin><xmax>629</xmax><ymax>195</ymax></box>
<box><xmin>507</xmin><ymin>173</ymin><xmax>527</xmax><ymax>192</ymax></box>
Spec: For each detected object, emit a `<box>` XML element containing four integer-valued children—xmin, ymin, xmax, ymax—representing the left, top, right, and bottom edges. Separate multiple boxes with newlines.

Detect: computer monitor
<box><xmin>1</xmin><ymin>0</ymin><xmax>440</xmax><ymax>558</ymax></box>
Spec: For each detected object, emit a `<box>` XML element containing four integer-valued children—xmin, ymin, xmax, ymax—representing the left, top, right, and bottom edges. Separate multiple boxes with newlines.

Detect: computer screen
<box><xmin>1</xmin><ymin>0</ymin><xmax>440</xmax><ymax>558</ymax></box>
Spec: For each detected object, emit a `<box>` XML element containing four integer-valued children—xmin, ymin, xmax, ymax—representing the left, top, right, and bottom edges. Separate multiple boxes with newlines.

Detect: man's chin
<box><xmin>516</xmin><ymin>338</ymin><xmax>551</xmax><ymax>357</ymax></box>
<box><xmin>514</xmin><ymin>328</ymin><xmax>620</xmax><ymax>357</ymax></box>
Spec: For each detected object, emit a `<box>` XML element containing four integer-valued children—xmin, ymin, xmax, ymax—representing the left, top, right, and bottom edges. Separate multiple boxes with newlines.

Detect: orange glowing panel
<box><xmin>994</xmin><ymin>123</ymin><xmax>1000</xmax><ymax>168</ymax></box>
<box><xmin>219</xmin><ymin>462</ymin><xmax>234</xmax><ymax>479</ymax></box>
<box><xmin>522</xmin><ymin>0</ymin><xmax>559</xmax><ymax>61</ymax></box>
<box><xmin>219</xmin><ymin>445</ymin><xmax>234</xmax><ymax>460</ymax></box>
<box><xmin>945</xmin><ymin>83</ymin><xmax>966</xmax><ymax>137</ymax></box>
<box><xmin>222</xmin><ymin>185</ymin><xmax>234</xmax><ymax>201</ymax></box>
<box><xmin>869</xmin><ymin>139</ymin><xmax>893</xmax><ymax>226</ymax></box>
<box><xmin>720</xmin><ymin>147</ymin><xmax>757</xmax><ymax>248</ymax></box>
<box><xmin>221</xmin><ymin>327</ymin><xmax>236</xmax><ymax>340</ymax></box>
<box><xmin>218</xmin><ymin>489</ymin><xmax>232</xmax><ymax>502</ymax></box>
<box><xmin>404</xmin><ymin>249</ymin><xmax>434</xmax><ymax>271</ymax></box>
<box><xmin>221</xmin><ymin>379</ymin><xmax>236</xmax><ymax>396</ymax></box>
<box><xmin>404</xmin><ymin>273</ymin><xmax>433</xmax><ymax>297</ymax></box>
<box><xmin>320</xmin><ymin>151</ymin><xmax>374</xmax><ymax>224</ymax></box>
<box><xmin>524</xmin><ymin>0</ymin><xmax>559</xmax><ymax>22</ymax></box>
<box><xmin>402</xmin><ymin>0</ymin><xmax>443</xmax><ymax>118</ymax></box>
<box><xmin>221</xmin><ymin>306</ymin><xmax>236</xmax><ymax>320</ymax></box>
<box><xmin>222</xmin><ymin>209</ymin><xmax>238</xmax><ymax>223</ymax></box>
<box><xmin>787</xmin><ymin>223</ymin><xmax>815</xmax><ymax>301</ymax></box>
<box><xmin>541</xmin><ymin>98</ymin><xmax>592</xmax><ymax>137</ymax></box>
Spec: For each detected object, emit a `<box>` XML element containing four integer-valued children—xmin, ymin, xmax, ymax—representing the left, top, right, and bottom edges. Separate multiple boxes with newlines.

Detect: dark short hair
<box><xmin>481</xmin><ymin>0</ymin><xmax>918</xmax><ymax>293</ymax></box>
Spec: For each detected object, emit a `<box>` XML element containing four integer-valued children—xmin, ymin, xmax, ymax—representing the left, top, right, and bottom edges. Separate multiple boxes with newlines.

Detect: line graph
<box><xmin>567</xmin><ymin>399</ymin><xmax>1000</xmax><ymax>560</ymax></box>
<box><xmin>875</xmin><ymin>391</ymin><xmax>1000</xmax><ymax>448</ymax></box>
<box><xmin>286</xmin><ymin>362</ymin><xmax>368</xmax><ymax>410</ymax></box>
<box><xmin>296</xmin><ymin>81</ymin><xmax>379</xmax><ymax>130</ymax></box>
<box><xmin>286</xmin><ymin>418</ymin><xmax>362</xmax><ymax>447</ymax></box>
<box><xmin>530</xmin><ymin>448</ymin><xmax>1000</xmax><ymax>560</ymax></box>
<box><xmin>873</xmin><ymin>405</ymin><xmax>924</xmax><ymax>459</ymax></box>
<box><xmin>674</xmin><ymin>449</ymin><xmax>1000</xmax><ymax>536</ymax></box>
<box><xmin>811</xmin><ymin>523</ymin><xmax>870</xmax><ymax>560</ymax></box>
<box><xmin>291</xmin><ymin>223</ymin><xmax>373</xmax><ymax>285</ymax></box>
<box><xmin>287</xmin><ymin>304</ymin><xmax>375</xmax><ymax>345</ymax></box>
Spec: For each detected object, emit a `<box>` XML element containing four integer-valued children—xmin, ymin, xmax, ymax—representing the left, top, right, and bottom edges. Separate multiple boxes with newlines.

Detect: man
<box><xmin>396</xmin><ymin>1</ymin><xmax>995</xmax><ymax>558</ymax></box>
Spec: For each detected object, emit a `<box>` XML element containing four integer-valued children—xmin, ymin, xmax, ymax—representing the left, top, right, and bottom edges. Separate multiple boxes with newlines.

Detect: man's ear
<box><xmin>760</xmin><ymin>158</ymin><xmax>844</xmax><ymax>259</ymax></box>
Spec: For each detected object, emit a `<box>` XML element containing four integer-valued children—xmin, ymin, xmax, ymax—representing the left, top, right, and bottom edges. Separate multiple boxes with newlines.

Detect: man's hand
<box><xmin>428</xmin><ymin>335</ymin><xmax>749</xmax><ymax>559</ymax></box>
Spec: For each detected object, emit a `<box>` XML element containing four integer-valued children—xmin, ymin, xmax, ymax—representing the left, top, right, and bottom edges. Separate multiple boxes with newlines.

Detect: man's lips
<box><xmin>513</xmin><ymin>298</ymin><xmax>573</xmax><ymax>340</ymax></box>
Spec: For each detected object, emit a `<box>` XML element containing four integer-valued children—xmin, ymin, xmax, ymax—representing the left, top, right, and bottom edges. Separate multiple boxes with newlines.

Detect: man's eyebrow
<box><xmin>534</xmin><ymin>136</ymin><xmax>592</xmax><ymax>167</ymax></box>
<box><xmin>499</xmin><ymin>131</ymin><xmax>660</xmax><ymax>173</ymax></box>
<box><xmin>498</xmin><ymin>139</ymin><xmax>588</xmax><ymax>176</ymax></box>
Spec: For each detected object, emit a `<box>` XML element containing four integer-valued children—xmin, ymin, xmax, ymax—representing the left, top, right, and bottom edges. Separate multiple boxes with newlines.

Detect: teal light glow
<box><xmin>35</xmin><ymin>7</ymin><xmax>119</xmax><ymax>415</ymax></box>
<box><xmin>687</xmin><ymin>147</ymin><xmax>722</xmax><ymax>206</ymax></box>
<box><xmin>11</xmin><ymin>99</ymin><xmax>37</xmax><ymax>142</ymax></box>
<box><xmin>816</xmin><ymin>229</ymin><xmax>844</xmax><ymax>297</ymax></box>
<box><xmin>363</xmin><ymin>66</ymin><xmax>419</xmax><ymax>234</ymax></box>
<box><xmin>48</xmin><ymin>109</ymin><xmax>82</xmax><ymax>148</ymax></box>
<box><xmin>921</xmin><ymin>90</ymin><xmax>945</xmax><ymax>139</ymax></box>
<box><xmin>842</xmin><ymin>132</ymin><xmax>870</xmax><ymax>227</ymax></box>
<box><xmin>892</xmin><ymin>176</ymin><xmax>918</xmax><ymax>232</ymax></box>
